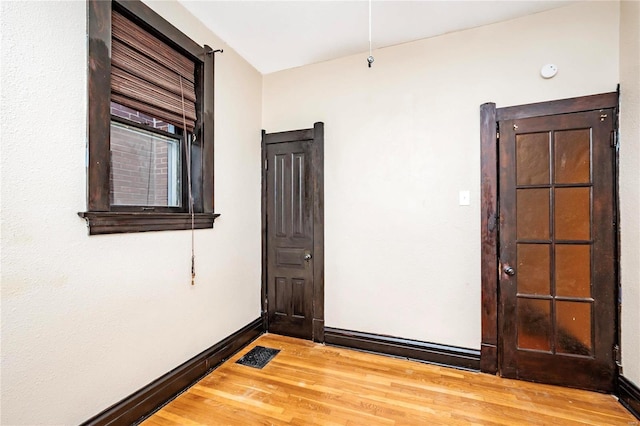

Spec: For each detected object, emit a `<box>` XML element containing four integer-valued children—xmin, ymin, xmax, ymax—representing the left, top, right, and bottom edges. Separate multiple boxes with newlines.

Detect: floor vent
<box><xmin>236</xmin><ymin>346</ymin><xmax>280</xmax><ymax>369</ymax></box>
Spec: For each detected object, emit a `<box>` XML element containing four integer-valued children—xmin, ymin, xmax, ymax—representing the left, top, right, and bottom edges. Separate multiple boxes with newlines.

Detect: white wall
<box><xmin>263</xmin><ymin>1</ymin><xmax>620</xmax><ymax>349</ymax></box>
<box><xmin>619</xmin><ymin>0</ymin><xmax>640</xmax><ymax>387</ymax></box>
<box><xmin>0</xmin><ymin>1</ymin><xmax>262</xmax><ymax>424</ymax></box>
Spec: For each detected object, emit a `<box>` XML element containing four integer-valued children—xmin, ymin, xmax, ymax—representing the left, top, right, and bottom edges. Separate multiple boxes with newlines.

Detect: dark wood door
<box><xmin>499</xmin><ymin>108</ymin><xmax>616</xmax><ymax>391</ymax></box>
<box><xmin>265</xmin><ymin>140</ymin><xmax>314</xmax><ymax>339</ymax></box>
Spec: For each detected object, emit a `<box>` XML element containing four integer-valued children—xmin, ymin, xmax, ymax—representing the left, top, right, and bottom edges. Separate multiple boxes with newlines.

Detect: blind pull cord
<box><xmin>180</xmin><ymin>75</ymin><xmax>196</xmax><ymax>286</ymax></box>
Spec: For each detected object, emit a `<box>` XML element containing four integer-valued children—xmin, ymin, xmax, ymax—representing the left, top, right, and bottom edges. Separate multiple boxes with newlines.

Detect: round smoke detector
<box><xmin>541</xmin><ymin>64</ymin><xmax>558</xmax><ymax>79</ymax></box>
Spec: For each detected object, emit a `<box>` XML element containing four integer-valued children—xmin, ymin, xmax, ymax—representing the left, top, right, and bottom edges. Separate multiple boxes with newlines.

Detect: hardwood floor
<box><xmin>143</xmin><ymin>334</ymin><xmax>637</xmax><ymax>425</ymax></box>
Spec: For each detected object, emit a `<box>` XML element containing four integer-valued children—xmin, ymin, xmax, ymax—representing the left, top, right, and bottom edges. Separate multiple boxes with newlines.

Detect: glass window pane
<box><xmin>517</xmin><ymin>298</ymin><xmax>551</xmax><ymax>352</ymax></box>
<box><xmin>517</xmin><ymin>132</ymin><xmax>550</xmax><ymax>185</ymax></box>
<box><xmin>110</xmin><ymin>121</ymin><xmax>181</xmax><ymax>207</ymax></box>
<box><xmin>111</xmin><ymin>102</ymin><xmax>176</xmax><ymax>134</ymax></box>
<box><xmin>555</xmin><ymin>245</ymin><xmax>591</xmax><ymax>298</ymax></box>
<box><xmin>517</xmin><ymin>189</ymin><xmax>550</xmax><ymax>240</ymax></box>
<box><xmin>517</xmin><ymin>244</ymin><xmax>550</xmax><ymax>295</ymax></box>
<box><xmin>554</xmin><ymin>187</ymin><xmax>590</xmax><ymax>240</ymax></box>
<box><xmin>556</xmin><ymin>301</ymin><xmax>592</xmax><ymax>356</ymax></box>
<box><xmin>554</xmin><ymin>129</ymin><xmax>590</xmax><ymax>184</ymax></box>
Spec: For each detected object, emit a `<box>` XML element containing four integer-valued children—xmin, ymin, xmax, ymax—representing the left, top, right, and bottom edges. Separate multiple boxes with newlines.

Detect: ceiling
<box><xmin>178</xmin><ymin>1</ymin><xmax>574</xmax><ymax>74</ymax></box>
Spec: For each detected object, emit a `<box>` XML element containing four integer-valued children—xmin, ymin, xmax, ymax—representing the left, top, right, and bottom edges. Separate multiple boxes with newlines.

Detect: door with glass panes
<box><xmin>498</xmin><ymin>108</ymin><xmax>616</xmax><ymax>392</ymax></box>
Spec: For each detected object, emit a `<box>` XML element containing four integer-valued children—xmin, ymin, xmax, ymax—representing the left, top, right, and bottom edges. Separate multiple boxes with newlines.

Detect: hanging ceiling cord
<box><xmin>179</xmin><ymin>76</ymin><xmax>196</xmax><ymax>286</ymax></box>
<box><xmin>367</xmin><ymin>0</ymin><xmax>374</xmax><ymax>68</ymax></box>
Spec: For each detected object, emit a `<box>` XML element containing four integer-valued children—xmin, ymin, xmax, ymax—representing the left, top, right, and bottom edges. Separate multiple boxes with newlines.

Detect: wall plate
<box><xmin>459</xmin><ymin>190</ymin><xmax>470</xmax><ymax>206</ymax></box>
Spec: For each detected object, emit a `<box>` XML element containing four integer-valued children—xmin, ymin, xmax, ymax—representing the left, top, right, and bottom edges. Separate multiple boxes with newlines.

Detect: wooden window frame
<box><xmin>80</xmin><ymin>0</ymin><xmax>218</xmax><ymax>235</ymax></box>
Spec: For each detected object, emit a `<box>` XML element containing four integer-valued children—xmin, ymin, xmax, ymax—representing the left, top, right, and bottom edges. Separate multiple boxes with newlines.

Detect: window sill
<box><xmin>78</xmin><ymin>212</ymin><xmax>220</xmax><ymax>235</ymax></box>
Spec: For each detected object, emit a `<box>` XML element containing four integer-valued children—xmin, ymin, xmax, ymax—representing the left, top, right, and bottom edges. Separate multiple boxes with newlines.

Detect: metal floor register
<box><xmin>235</xmin><ymin>346</ymin><xmax>280</xmax><ymax>369</ymax></box>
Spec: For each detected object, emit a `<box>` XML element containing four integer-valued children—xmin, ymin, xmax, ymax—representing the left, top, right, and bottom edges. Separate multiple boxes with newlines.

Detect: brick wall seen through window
<box><xmin>110</xmin><ymin>103</ymin><xmax>180</xmax><ymax>207</ymax></box>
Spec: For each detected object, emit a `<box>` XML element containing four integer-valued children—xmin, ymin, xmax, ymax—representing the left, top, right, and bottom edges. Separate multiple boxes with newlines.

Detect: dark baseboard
<box><xmin>480</xmin><ymin>343</ymin><xmax>498</xmax><ymax>374</ymax></box>
<box><xmin>81</xmin><ymin>318</ymin><xmax>263</xmax><ymax>426</ymax></box>
<box><xmin>313</xmin><ymin>318</ymin><xmax>325</xmax><ymax>343</ymax></box>
<box><xmin>324</xmin><ymin>327</ymin><xmax>480</xmax><ymax>372</ymax></box>
<box><xmin>618</xmin><ymin>375</ymin><xmax>640</xmax><ymax>420</ymax></box>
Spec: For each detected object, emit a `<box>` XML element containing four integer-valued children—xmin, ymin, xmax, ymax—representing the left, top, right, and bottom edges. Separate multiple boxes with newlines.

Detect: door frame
<box><xmin>261</xmin><ymin>122</ymin><xmax>325</xmax><ymax>343</ymax></box>
<box><xmin>479</xmin><ymin>92</ymin><xmax>620</xmax><ymax>375</ymax></box>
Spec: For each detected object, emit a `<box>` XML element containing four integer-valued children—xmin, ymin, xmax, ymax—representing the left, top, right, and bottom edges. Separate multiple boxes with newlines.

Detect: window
<box><xmin>80</xmin><ymin>0</ymin><xmax>218</xmax><ymax>235</ymax></box>
<box><xmin>109</xmin><ymin>116</ymin><xmax>181</xmax><ymax>207</ymax></box>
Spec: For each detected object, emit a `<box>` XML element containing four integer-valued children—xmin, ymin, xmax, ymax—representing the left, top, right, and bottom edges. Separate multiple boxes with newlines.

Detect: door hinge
<box><xmin>611</xmin><ymin>130</ymin><xmax>619</xmax><ymax>149</ymax></box>
<box><xmin>264</xmin><ymin>159</ymin><xmax>268</xmax><ymax>170</ymax></box>
<box><xmin>488</xmin><ymin>212</ymin><xmax>499</xmax><ymax>232</ymax></box>
<box><xmin>614</xmin><ymin>344</ymin><xmax>622</xmax><ymax>367</ymax></box>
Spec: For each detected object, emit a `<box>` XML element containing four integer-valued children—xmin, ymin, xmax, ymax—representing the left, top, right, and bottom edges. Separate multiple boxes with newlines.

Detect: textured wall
<box><xmin>1</xmin><ymin>1</ymin><xmax>635</xmax><ymax>424</ymax></box>
<box><xmin>263</xmin><ymin>1</ymin><xmax>620</xmax><ymax>348</ymax></box>
<box><xmin>0</xmin><ymin>1</ymin><xmax>262</xmax><ymax>424</ymax></box>
<box><xmin>619</xmin><ymin>0</ymin><xmax>640</xmax><ymax>387</ymax></box>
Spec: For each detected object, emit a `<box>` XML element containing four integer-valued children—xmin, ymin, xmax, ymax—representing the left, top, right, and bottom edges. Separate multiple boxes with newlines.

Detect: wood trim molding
<box><xmin>264</xmin><ymin>129</ymin><xmax>314</xmax><ymax>144</ymax></box>
<box><xmin>618</xmin><ymin>375</ymin><xmax>640</xmax><ymax>420</ymax></box>
<box><xmin>78</xmin><ymin>212</ymin><xmax>220</xmax><ymax>235</ymax></box>
<box><xmin>311</xmin><ymin>122</ymin><xmax>325</xmax><ymax>343</ymax></box>
<box><xmin>325</xmin><ymin>328</ymin><xmax>480</xmax><ymax>371</ymax></box>
<box><xmin>80</xmin><ymin>318</ymin><xmax>263</xmax><ymax>426</ymax></box>
<box><xmin>201</xmin><ymin>44</ymin><xmax>215</xmax><ymax>214</ymax></box>
<box><xmin>87</xmin><ymin>0</ymin><xmax>111</xmax><ymax>212</ymax></box>
<box><xmin>260</xmin><ymin>129</ymin><xmax>269</xmax><ymax>332</ymax></box>
<box><xmin>496</xmin><ymin>92</ymin><xmax>618</xmax><ymax>121</ymax></box>
<box><xmin>480</xmin><ymin>102</ymin><xmax>498</xmax><ymax>375</ymax></box>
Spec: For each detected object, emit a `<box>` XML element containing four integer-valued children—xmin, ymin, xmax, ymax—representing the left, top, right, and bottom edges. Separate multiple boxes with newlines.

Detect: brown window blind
<box><xmin>111</xmin><ymin>10</ymin><xmax>196</xmax><ymax>131</ymax></box>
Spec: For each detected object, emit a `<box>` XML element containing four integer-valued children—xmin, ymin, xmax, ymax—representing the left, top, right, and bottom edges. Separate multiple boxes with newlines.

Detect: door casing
<box><xmin>479</xmin><ymin>92</ymin><xmax>620</xmax><ymax>377</ymax></box>
<box><xmin>261</xmin><ymin>122</ymin><xmax>325</xmax><ymax>342</ymax></box>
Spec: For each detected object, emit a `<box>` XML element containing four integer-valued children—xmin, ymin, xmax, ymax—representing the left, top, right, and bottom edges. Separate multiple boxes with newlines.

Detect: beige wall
<box><xmin>263</xmin><ymin>1</ymin><xmax>620</xmax><ymax>348</ymax></box>
<box><xmin>1</xmin><ymin>1</ymin><xmax>636</xmax><ymax>424</ymax></box>
<box><xmin>619</xmin><ymin>0</ymin><xmax>640</xmax><ymax>386</ymax></box>
<box><xmin>0</xmin><ymin>1</ymin><xmax>262</xmax><ymax>424</ymax></box>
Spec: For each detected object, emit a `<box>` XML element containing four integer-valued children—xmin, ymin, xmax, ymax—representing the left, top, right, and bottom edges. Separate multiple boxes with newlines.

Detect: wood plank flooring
<box><xmin>143</xmin><ymin>334</ymin><xmax>637</xmax><ymax>425</ymax></box>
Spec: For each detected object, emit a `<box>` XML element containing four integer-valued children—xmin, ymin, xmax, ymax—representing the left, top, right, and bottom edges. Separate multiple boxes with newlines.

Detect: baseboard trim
<box><xmin>480</xmin><ymin>343</ymin><xmax>498</xmax><ymax>374</ymax></box>
<box><xmin>618</xmin><ymin>375</ymin><xmax>640</xmax><ymax>420</ymax></box>
<box><xmin>81</xmin><ymin>317</ymin><xmax>263</xmax><ymax>426</ymax></box>
<box><xmin>313</xmin><ymin>318</ymin><xmax>325</xmax><ymax>343</ymax></box>
<box><xmin>324</xmin><ymin>327</ymin><xmax>480</xmax><ymax>372</ymax></box>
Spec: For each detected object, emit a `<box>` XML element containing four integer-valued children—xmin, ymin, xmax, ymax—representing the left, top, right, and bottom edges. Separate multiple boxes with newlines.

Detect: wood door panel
<box><xmin>274</xmin><ymin>277</ymin><xmax>289</xmax><ymax>314</ymax></box>
<box><xmin>291</xmin><ymin>152</ymin><xmax>311</xmax><ymax>238</ymax></box>
<box><xmin>276</xmin><ymin>248</ymin><xmax>306</xmax><ymax>268</ymax></box>
<box><xmin>266</xmin><ymin>140</ymin><xmax>314</xmax><ymax>339</ymax></box>
<box><xmin>273</xmin><ymin>153</ymin><xmax>289</xmax><ymax>237</ymax></box>
<box><xmin>514</xmin><ymin>350</ymin><xmax>614</xmax><ymax>389</ymax></box>
<box><xmin>291</xmin><ymin>278</ymin><xmax>307</xmax><ymax>317</ymax></box>
<box><xmin>499</xmin><ymin>108</ymin><xmax>616</xmax><ymax>392</ymax></box>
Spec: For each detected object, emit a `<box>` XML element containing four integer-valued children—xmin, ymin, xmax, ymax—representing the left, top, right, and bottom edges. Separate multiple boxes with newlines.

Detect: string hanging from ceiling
<box><xmin>367</xmin><ymin>0</ymin><xmax>374</xmax><ymax>68</ymax></box>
